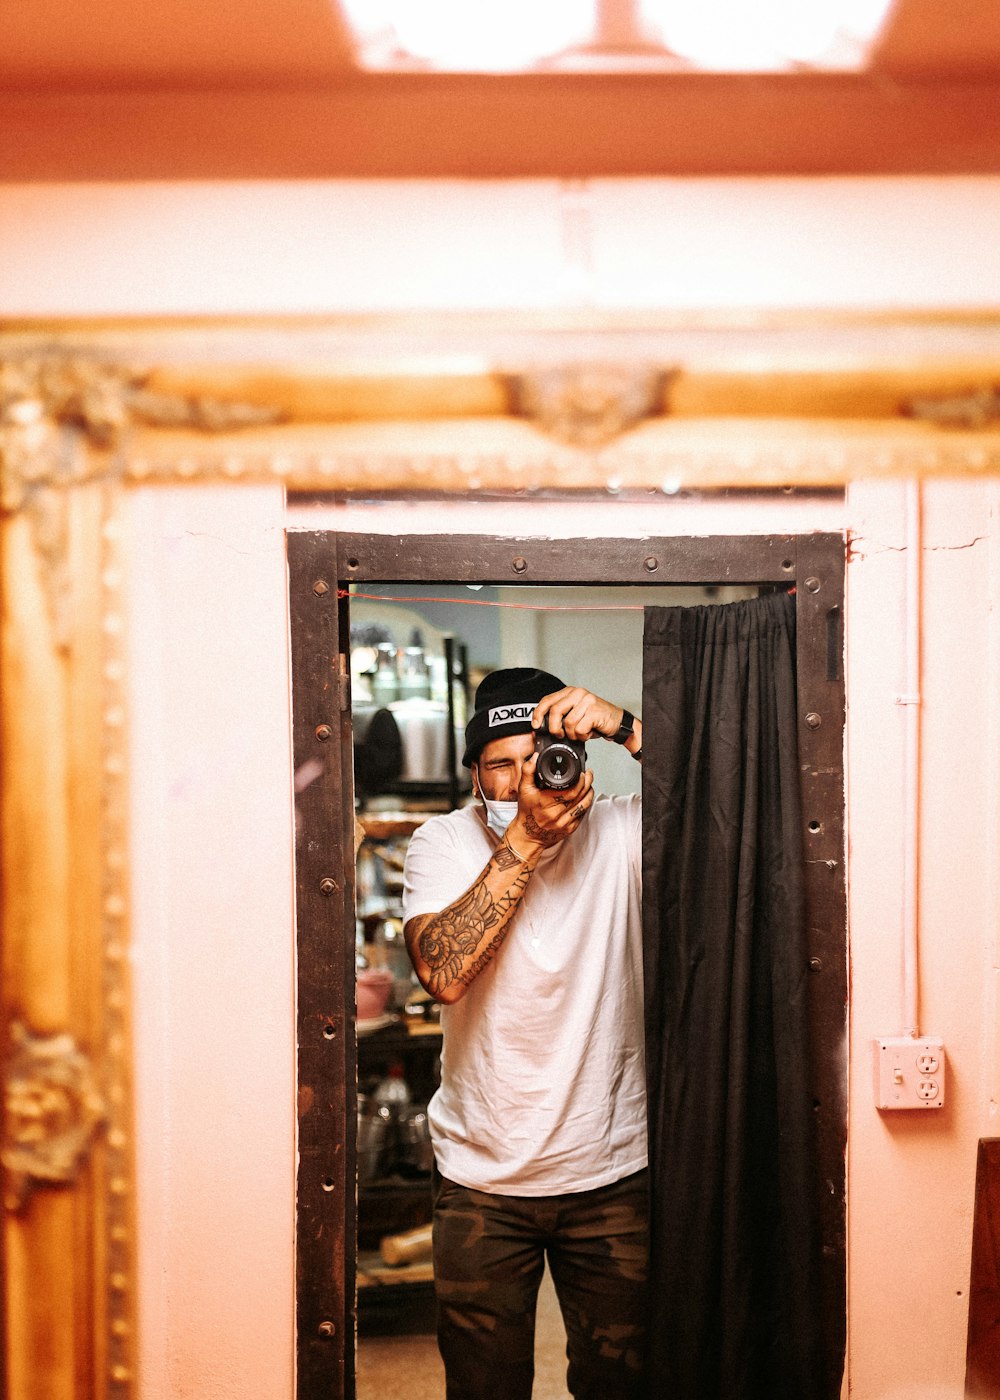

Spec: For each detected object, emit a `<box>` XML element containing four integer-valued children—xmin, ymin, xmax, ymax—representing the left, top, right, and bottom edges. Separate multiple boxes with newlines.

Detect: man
<box><xmin>402</xmin><ymin>667</ymin><xmax>646</xmax><ymax>1400</ymax></box>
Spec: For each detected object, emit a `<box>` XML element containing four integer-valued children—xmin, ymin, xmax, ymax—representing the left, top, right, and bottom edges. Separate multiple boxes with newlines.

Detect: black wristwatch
<box><xmin>612</xmin><ymin>709</ymin><xmax>635</xmax><ymax>745</ymax></box>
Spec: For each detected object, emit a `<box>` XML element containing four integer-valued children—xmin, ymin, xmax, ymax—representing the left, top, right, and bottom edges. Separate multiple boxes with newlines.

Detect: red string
<box><xmin>341</xmin><ymin>589</ymin><xmax>647</xmax><ymax>612</ymax></box>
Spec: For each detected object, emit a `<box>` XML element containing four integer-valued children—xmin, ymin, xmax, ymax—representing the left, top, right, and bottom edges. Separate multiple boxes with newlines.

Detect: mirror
<box><xmin>289</xmin><ymin>530</ymin><xmax>846</xmax><ymax>1398</ymax></box>
<box><xmin>2</xmin><ymin>311</ymin><xmax>989</xmax><ymax>1400</ymax></box>
<box><xmin>350</xmin><ymin>580</ymin><xmax>753</xmax><ymax>1397</ymax></box>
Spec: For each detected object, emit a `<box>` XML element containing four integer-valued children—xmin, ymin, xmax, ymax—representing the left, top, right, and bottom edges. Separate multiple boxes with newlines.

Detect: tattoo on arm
<box><xmin>521</xmin><ymin>813</ymin><xmax>560</xmax><ymax>847</ymax></box>
<box><xmin>413</xmin><ymin>843</ymin><xmax>533</xmax><ymax>997</ymax></box>
<box><xmin>458</xmin><ymin>928</ymin><xmax>509</xmax><ymax>987</ymax></box>
<box><xmin>493</xmin><ymin>842</ymin><xmax>523</xmax><ymax>870</ymax></box>
<box><xmin>417</xmin><ymin>881</ymin><xmax>499</xmax><ymax>997</ymax></box>
<box><xmin>496</xmin><ymin>864</ymin><xmax>531</xmax><ymax>917</ymax></box>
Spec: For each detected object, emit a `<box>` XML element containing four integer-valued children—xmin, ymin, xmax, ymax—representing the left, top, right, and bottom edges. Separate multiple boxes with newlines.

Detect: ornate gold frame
<box><xmin>2</xmin><ymin>311</ymin><xmax>1000</xmax><ymax>1400</ymax></box>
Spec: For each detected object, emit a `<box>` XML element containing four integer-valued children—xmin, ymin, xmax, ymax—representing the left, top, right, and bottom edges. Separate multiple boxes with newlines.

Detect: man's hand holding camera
<box><xmin>532</xmin><ymin>686</ymin><xmax>630</xmax><ymax>745</ymax></box>
<box><xmin>506</xmin><ymin>686</ymin><xmax>641</xmax><ymax>859</ymax></box>
<box><xmin>506</xmin><ymin>749</ymin><xmax>594</xmax><ymax>858</ymax></box>
<box><xmin>533</xmin><ymin>686</ymin><xmax>642</xmax><ymax>756</ymax></box>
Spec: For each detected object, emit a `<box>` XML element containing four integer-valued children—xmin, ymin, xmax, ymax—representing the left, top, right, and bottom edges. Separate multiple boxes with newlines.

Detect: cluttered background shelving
<box><xmin>351</xmin><ymin>599</ymin><xmax>475</xmax><ymax>1331</ymax></box>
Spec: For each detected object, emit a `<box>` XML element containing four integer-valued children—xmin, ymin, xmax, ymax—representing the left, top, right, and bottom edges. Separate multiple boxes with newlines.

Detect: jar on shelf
<box><xmin>357</xmin><ymin>1094</ymin><xmax>391</xmax><ymax>1185</ymax></box>
<box><xmin>398</xmin><ymin>629</ymin><xmax>432</xmax><ymax>702</ymax></box>
<box><xmin>369</xmin><ymin>644</ymin><xmax>399</xmax><ymax>707</ymax></box>
<box><xmin>374</xmin><ymin>1062</ymin><xmax>411</xmax><ymax>1113</ymax></box>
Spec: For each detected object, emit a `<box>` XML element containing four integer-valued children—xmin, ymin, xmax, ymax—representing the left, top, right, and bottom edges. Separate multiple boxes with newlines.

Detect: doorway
<box><xmin>288</xmin><ymin>531</ymin><xmax>847</xmax><ymax>1400</ymax></box>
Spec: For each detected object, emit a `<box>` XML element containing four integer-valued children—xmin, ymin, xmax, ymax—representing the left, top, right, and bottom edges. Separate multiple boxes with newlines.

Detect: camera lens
<box><xmin>534</xmin><ymin>731</ymin><xmax>585</xmax><ymax>790</ymax></box>
<box><xmin>537</xmin><ymin>748</ymin><xmax>579</xmax><ymax>788</ymax></box>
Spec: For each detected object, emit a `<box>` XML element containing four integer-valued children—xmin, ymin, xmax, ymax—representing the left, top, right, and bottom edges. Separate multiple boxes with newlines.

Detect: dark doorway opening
<box><xmin>288</xmin><ymin>531</ymin><xmax>846</xmax><ymax>1400</ymax></box>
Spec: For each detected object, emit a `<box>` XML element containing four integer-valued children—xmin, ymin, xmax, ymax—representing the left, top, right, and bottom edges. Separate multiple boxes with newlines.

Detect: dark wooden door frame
<box><xmin>288</xmin><ymin>530</ymin><xmax>847</xmax><ymax>1400</ymax></box>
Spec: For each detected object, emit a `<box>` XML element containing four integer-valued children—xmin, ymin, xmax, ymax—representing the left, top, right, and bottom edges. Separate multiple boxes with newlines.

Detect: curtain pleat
<box><xmin>641</xmin><ymin>591</ymin><xmax>827</xmax><ymax>1400</ymax></box>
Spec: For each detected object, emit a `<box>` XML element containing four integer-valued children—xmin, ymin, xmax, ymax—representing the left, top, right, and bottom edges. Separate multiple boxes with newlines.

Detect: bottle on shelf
<box><xmin>371</xmin><ymin>1063</ymin><xmax>413</xmax><ymax>1176</ymax></box>
<box><xmin>397</xmin><ymin>629</ymin><xmax>432</xmax><ymax>702</ymax></box>
<box><xmin>373</xmin><ymin>1062</ymin><xmax>412</xmax><ymax>1119</ymax></box>
<box><xmin>369</xmin><ymin>644</ymin><xmax>399</xmax><ymax>707</ymax></box>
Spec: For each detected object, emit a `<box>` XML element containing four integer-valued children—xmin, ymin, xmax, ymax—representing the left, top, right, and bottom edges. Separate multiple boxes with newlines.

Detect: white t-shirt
<box><xmin>402</xmin><ymin>796</ymin><xmax>646</xmax><ymax>1197</ymax></box>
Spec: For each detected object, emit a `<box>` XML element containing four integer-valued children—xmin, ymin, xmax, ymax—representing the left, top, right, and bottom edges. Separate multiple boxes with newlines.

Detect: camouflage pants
<box><xmin>432</xmin><ymin>1167</ymin><xmax>649</xmax><ymax>1400</ymax></box>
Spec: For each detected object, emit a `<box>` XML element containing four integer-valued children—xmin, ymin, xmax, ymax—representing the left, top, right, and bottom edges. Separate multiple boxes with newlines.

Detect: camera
<box><xmin>534</xmin><ymin>728</ymin><xmax>586</xmax><ymax>791</ymax></box>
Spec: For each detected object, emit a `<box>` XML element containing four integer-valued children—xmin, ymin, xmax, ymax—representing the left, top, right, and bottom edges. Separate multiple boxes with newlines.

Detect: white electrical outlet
<box><xmin>873</xmin><ymin>1037</ymin><xmax>946</xmax><ymax>1110</ymax></box>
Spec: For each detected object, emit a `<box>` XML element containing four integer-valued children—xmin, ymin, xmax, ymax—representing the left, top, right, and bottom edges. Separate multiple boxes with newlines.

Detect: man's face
<box><xmin>472</xmin><ymin>732</ymin><xmax>535</xmax><ymax>802</ymax></box>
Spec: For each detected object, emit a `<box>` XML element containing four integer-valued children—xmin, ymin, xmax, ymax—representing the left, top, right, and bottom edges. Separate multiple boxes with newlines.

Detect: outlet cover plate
<box><xmin>873</xmin><ymin>1036</ymin><xmax>946</xmax><ymax>1110</ymax></box>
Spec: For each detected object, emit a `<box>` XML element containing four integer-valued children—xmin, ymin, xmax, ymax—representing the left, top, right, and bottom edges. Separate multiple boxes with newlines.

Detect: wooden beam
<box><xmin>874</xmin><ymin>0</ymin><xmax>1000</xmax><ymax>75</ymax></box>
<box><xmin>2</xmin><ymin>0</ymin><xmax>357</xmax><ymax>87</ymax></box>
<box><xmin>966</xmin><ymin>1139</ymin><xmax>1000</xmax><ymax>1398</ymax></box>
<box><xmin>2</xmin><ymin>72</ymin><xmax>1000</xmax><ymax>180</ymax></box>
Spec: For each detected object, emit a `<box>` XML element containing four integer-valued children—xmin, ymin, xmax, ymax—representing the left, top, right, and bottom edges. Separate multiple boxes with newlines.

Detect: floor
<box><xmin>357</xmin><ymin>1266</ymin><xmax>570</xmax><ymax>1400</ymax></box>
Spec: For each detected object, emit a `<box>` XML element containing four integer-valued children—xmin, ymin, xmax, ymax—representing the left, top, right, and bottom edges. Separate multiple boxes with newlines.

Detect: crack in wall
<box><xmin>847</xmin><ymin>534</ymin><xmax>987</xmax><ymax>561</ymax></box>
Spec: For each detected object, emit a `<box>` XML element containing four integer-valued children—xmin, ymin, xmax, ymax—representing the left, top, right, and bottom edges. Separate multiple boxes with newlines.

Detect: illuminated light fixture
<box><xmin>640</xmin><ymin>0</ymin><xmax>896</xmax><ymax>70</ymax></box>
<box><xmin>338</xmin><ymin>0</ymin><xmax>594</xmax><ymax>72</ymax></box>
<box><xmin>338</xmin><ymin>0</ymin><xmax>897</xmax><ymax>71</ymax></box>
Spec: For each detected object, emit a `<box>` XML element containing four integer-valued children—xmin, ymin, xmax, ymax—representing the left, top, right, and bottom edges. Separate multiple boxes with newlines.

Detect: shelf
<box><xmin>361</xmin><ymin>1175</ymin><xmax>433</xmax><ymax>1198</ymax></box>
<box><xmin>357</xmin><ymin>1251</ymin><xmax>437</xmax><ymax>1336</ymax></box>
<box><xmin>358</xmin><ymin>1251</ymin><xmax>434</xmax><ymax>1290</ymax></box>
<box><xmin>359</xmin><ymin>778</ymin><xmax>473</xmax><ymax>818</ymax></box>
<box><xmin>357</xmin><ymin>810</ymin><xmax>435</xmax><ymax>840</ymax></box>
<box><xmin>358</xmin><ymin>1177</ymin><xmax>434</xmax><ymax>1251</ymax></box>
<box><xmin>357</xmin><ymin>1015</ymin><xmax>441</xmax><ymax>1051</ymax></box>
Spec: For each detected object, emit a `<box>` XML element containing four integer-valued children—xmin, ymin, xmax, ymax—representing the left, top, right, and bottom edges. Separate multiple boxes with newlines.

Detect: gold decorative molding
<box><xmin>2</xmin><ymin>1021</ymin><xmax>106</xmax><ymax>1212</ymax></box>
<box><xmin>905</xmin><ymin>385</ymin><xmax>1000</xmax><ymax>429</ymax></box>
<box><xmin>98</xmin><ymin>483</ymin><xmax>137</xmax><ymax>1400</ymax></box>
<box><xmin>112</xmin><ymin>419</ymin><xmax>1000</xmax><ymax>497</ymax></box>
<box><xmin>0</xmin><ymin>354</ymin><xmax>286</xmax><ymax>649</ymax></box>
<box><xmin>509</xmin><ymin>363</ymin><xmax>672</xmax><ymax>447</ymax></box>
<box><xmin>0</xmin><ymin>352</ymin><xmax>286</xmax><ymax>512</ymax></box>
<box><xmin>4</xmin><ymin>342</ymin><xmax>1000</xmax><ymax>497</ymax></box>
<box><xmin>0</xmin><ymin>355</ymin><xmax>285</xmax><ymax>471</ymax></box>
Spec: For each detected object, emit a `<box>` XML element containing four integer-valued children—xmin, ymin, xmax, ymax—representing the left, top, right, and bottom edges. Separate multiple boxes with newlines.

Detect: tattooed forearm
<box><xmin>493</xmin><ymin>842</ymin><xmax>524</xmax><ymax>870</ymax></box>
<box><xmin>496</xmin><ymin>864</ymin><xmax>531</xmax><ymax>917</ymax></box>
<box><xmin>406</xmin><ymin>836</ymin><xmax>538</xmax><ymax>1002</ymax></box>
<box><xmin>458</xmin><ymin>928</ymin><xmax>510</xmax><ymax>987</ymax></box>
<box><xmin>417</xmin><ymin>881</ymin><xmax>500</xmax><ymax>997</ymax></box>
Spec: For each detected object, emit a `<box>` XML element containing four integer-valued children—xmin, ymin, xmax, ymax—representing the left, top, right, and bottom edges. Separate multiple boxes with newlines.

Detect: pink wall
<box><xmin>845</xmin><ymin>480</ymin><xmax>999</xmax><ymax>1398</ymax></box>
<box><xmin>4</xmin><ymin>178</ymin><xmax>1000</xmax><ymax>315</ymax></box>
<box><xmin>128</xmin><ymin>485</ymin><xmax>296</xmax><ymax>1400</ymax></box>
<box><xmin>124</xmin><ymin>480</ymin><xmax>1000</xmax><ymax>1400</ymax></box>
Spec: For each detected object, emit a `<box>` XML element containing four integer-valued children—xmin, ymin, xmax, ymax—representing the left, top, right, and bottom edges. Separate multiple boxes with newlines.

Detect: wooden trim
<box><xmin>8</xmin><ymin>308</ymin><xmax>1000</xmax><ymax>335</ymax></box>
<box><xmin>288</xmin><ymin>534</ymin><xmax>357</xmax><ymax>1398</ymax></box>
<box><xmin>1</xmin><ymin>482</ymin><xmax>135</xmax><ymax>1400</ymax></box>
<box><xmin>966</xmin><ymin>1138</ymin><xmax>1000</xmax><ymax>1398</ymax></box>
<box><xmin>3</xmin><ymin>72</ymin><xmax>1000</xmax><ymax>179</ymax></box>
<box><xmin>795</xmin><ymin>536</ymin><xmax>848</xmax><ymax>1399</ymax></box>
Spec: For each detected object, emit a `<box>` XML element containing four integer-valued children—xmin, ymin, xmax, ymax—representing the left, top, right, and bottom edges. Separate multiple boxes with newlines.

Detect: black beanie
<box><xmin>462</xmin><ymin>667</ymin><xmax>565</xmax><ymax>768</ymax></box>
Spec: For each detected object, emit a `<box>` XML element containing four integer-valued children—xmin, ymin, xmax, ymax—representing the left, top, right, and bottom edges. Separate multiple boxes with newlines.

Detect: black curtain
<box><xmin>642</xmin><ymin>591</ymin><xmax>826</xmax><ymax>1400</ymax></box>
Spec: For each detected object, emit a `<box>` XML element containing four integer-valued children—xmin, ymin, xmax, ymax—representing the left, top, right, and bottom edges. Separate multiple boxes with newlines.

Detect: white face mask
<box><xmin>481</xmin><ymin>796</ymin><xmax>519</xmax><ymax>839</ymax></box>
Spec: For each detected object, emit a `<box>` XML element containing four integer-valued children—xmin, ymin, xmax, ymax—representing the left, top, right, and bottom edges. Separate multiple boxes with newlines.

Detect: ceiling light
<box><xmin>639</xmin><ymin>0</ymin><xmax>896</xmax><ymax>70</ymax></box>
<box><xmin>337</xmin><ymin>0</ymin><xmax>897</xmax><ymax>72</ymax></box>
<box><xmin>339</xmin><ymin>0</ymin><xmax>594</xmax><ymax>72</ymax></box>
